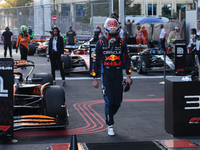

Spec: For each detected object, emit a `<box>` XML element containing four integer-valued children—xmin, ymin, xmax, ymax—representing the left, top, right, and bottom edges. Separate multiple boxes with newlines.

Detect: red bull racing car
<box><xmin>13</xmin><ymin>60</ymin><xmax>69</xmax><ymax>131</ymax></box>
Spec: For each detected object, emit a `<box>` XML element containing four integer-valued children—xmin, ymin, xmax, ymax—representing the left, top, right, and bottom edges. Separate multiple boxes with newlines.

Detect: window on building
<box><xmin>162</xmin><ymin>4</ymin><xmax>171</xmax><ymax>18</ymax></box>
<box><xmin>132</xmin><ymin>4</ymin><xmax>141</xmax><ymax>15</ymax></box>
<box><xmin>148</xmin><ymin>4</ymin><xmax>157</xmax><ymax>15</ymax></box>
<box><xmin>176</xmin><ymin>4</ymin><xmax>186</xmax><ymax>20</ymax></box>
<box><xmin>177</xmin><ymin>4</ymin><xmax>185</xmax><ymax>13</ymax></box>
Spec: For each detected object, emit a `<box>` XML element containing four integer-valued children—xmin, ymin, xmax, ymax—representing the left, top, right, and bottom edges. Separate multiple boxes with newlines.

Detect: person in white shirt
<box><xmin>119</xmin><ymin>26</ymin><xmax>124</xmax><ymax>39</ymax></box>
<box><xmin>47</xmin><ymin>27</ymin><xmax>65</xmax><ymax>86</ymax></box>
<box><xmin>159</xmin><ymin>24</ymin><xmax>167</xmax><ymax>51</ymax></box>
<box><xmin>192</xmin><ymin>32</ymin><xmax>200</xmax><ymax>64</ymax></box>
<box><xmin>187</xmin><ymin>28</ymin><xmax>196</xmax><ymax>52</ymax></box>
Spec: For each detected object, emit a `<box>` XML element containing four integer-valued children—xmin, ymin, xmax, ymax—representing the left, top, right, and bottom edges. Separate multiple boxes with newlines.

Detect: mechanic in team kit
<box><xmin>2</xmin><ymin>27</ymin><xmax>13</xmax><ymax>57</ymax></box>
<box><xmin>141</xmin><ymin>25</ymin><xmax>148</xmax><ymax>45</ymax></box>
<box><xmin>92</xmin><ymin>18</ymin><xmax>132</xmax><ymax>136</ymax></box>
<box><xmin>28</xmin><ymin>26</ymin><xmax>34</xmax><ymax>40</ymax></box>
<box><xmin>47</xmin><ymin>27</ymin><xmax>65</xmax><ymax>86</ymax></box>
<box><xmin>66</xmin><ymin>26</ymin><xmax>77</xmax><ymax>45</ymax></box>
<box><xmin>135</xmin><ymin>26</ymin><xmax>142</xmax><ymax>52</ymax></box>
<box><xmin>167</xmin><ymin>26</ymin><xmax>181</xmax><ymax>44</ymax></box>
<box><xmin>93</xmin><ymin>25</ymin><xmax>102</xmax><ymax>42</ymax></box>
<box><xmin>16</xmin><ymin>25</ymin><xmax>30</xmax><ymax>69</ymax></box>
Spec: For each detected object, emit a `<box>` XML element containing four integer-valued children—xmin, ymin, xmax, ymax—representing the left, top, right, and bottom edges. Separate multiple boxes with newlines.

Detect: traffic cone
<box><xmin>69</xmin><ymin>134</ymin><xmax>78</xmax><ymax>150</ymax></box>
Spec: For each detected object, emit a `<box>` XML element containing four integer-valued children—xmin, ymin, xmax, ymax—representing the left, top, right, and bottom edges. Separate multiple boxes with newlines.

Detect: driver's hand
<box><xmin>126</xmin><ymin>75</ymin><xmax>132</xmax><ymax>85</ymax></box>
<box><xmin>93</xmin><ymin>78</ymin><xmax>99</xmax><ymax>88</ymax></box>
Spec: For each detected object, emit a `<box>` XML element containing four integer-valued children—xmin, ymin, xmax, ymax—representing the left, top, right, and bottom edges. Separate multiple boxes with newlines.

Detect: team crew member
<box><xmin>167</xmin><ymin>26</ymin><xmax>181</xmax><ymax>44</ymax></box>
<box><xmin>93</xmin><ymin>25</ymin><xmax>102</xmax><ymax>42</ymax></box>
<box><xmin>188</xmin><ymin>28</ymin><xmax>196</xmax><ymax>53</ymax></box>
<box><xmin>141</xmin><ymin>25</ymin><xmax>148</xmax><ymax>45</ymax></box>
<box><xmin>122</xmin><ymin>26</ymin><xmax>130</xmax><ymax>41</ymax></box>
<box><xmin>42</xmin><ymin>26</ymin><xmax>54</xmax><ymax>37</ymax></box>
<box><xmin>159</xmin><ymin>24</ymin><xmax>167</xmax><ymax>51</ymax></box>
<box><xmin>2</xmin><ymin>27</ymin><xmax>13</xmax><ymax>57</ymax></box>
<box><xmin>28</xmin><ymin>26</ymin><xmax>34</xmax><ymax>40</ymax></box>
<box><xmin>191</xmin><ymin>32</ymin><xmax>200</xmax><ymax>63</ymax></box>
<box><xmin>135</xmin><ymin>26</ymin><xmax>142</xmax><ymax>52</ymax></box>
<box><xmin>66</xmin><ymin>26</ymin><xmax>77</xmax><ymax>45</ymax></box>
<box><xmin>16</xmin><ymin>25</ymin><xmax>30</xmax><ymax>69</ymax></box>
<box><xmin>47</xmin><ymin>27</ymin><xmax>65</xmax><ymax>86</ymax></box>
<box><xmin>92</xmin><ymin>18</ymin><xmax>132</xmax><ymax>136</ymax></box>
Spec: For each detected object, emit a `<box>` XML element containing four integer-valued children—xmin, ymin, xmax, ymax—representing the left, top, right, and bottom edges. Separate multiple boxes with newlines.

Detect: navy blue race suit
<box><xmin>92</xmin><ymin>38</ymin><xmax>132</xmax><ymax>125</ymax></box>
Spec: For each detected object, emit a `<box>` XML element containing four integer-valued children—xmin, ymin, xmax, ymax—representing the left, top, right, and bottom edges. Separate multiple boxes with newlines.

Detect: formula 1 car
<box><xmin>13</xmin><ymin>60</ymin><xmax>68</xmax><ymax>131</ymax></box>
<box><xmin>131</xmin><ymin>48</ymin><xmax>194</xmax><ymax>74</ymax></box>
<box><xmin>61</xmin><ymin>39</ymin><xmax>92</xmax><ymax>74</ymax></box>
<box><xmin>36</xmin><ymin>38</ymin><xmax>50</xmax><ymax>56</ymax></box>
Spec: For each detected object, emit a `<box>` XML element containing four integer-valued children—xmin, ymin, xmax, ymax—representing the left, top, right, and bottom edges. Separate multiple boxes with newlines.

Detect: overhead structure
<box><xmin>119</xmin><ymin>0</ymin><xmax>125</xmax><ymax>27</ymax></box>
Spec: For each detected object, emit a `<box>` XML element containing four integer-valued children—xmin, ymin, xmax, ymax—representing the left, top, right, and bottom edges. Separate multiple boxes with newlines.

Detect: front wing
<box><xmin>14</xmin><ymin>114</ymin><xmax>68</xmax><ymax>131</ymax></box>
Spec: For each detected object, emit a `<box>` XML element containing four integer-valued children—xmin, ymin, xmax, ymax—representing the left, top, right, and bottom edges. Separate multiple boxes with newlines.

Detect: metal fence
<box><xmin>0</xmin><ymin>0</ymin><xmax>112</xmax><ymax>36</ymax></box>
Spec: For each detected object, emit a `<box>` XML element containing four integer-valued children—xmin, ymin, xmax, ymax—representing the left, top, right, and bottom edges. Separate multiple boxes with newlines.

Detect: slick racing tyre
<box><xmin>32</xmin><ymin>73</ymin><xmax>53</xmax><ymax>85</ymax></box>
<box><xmin>28</xmin><ymin>44</ymin><xmax>36</xmax><ymax>55</ymax></box>
<box><xmin>137</xmin><ymin>60</ymin><xmax>147</xmax><ymax>74</ymax></box>
<box><xmin>137</xmin><ymin>56</ymin><xmax>149</xmax><ymax>74</ymax></box>
<box><xmin>44</xmin><ymin>85</ymin><xmax>67</xmax><ymax>121</ymax></box>
<box><xmin>63</xmin><ymin>55</ymin><xmax>72</xmax><ymax>70</ymax></box>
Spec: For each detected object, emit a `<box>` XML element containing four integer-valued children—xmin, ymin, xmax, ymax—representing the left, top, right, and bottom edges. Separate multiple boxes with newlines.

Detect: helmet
<box><xmin>104</xmin><ymin>18</ymin><xmax>120</xmax><ymax>43</ymax></box>
<box><xmin>141</xmin><ymin>25</ymin><xmax>145</xmax><ymax>29</ymax></box>
<box><xmin>28</xmin><ymin>26</ymin><xmax>32</xmax><ymax>32</ymax></box>
<box><xmin>28</xmin><ymin>26</ymin><xmax>32</xmax><ymax>30</ymax></box>
<box><xmin>96</xmin><ymin>25</ymin><xmax>101</xmax><ymax>30</ymax></box>
<box><xmin>20</xmin><ymin>25</ymin><xmax>27</xmax><ymax>34</ymax></box>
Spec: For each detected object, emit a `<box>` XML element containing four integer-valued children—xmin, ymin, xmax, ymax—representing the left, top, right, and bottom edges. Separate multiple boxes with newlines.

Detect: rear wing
<box><xmin>13</xmin><ymin>60</ymin><xmax>35</xmax><ymax>82</ymax></box>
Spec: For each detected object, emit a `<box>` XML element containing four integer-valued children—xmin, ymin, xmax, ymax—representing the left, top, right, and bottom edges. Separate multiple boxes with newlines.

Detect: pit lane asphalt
<box><xmin>1</xmin><ymin>46</ymin><xmax>200</xmax><ymax>150</ymax></box>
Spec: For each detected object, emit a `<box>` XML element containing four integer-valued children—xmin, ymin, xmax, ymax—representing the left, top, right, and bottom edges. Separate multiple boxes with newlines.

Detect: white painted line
<box><xmin>55</xmin><ymin>76</ymin><xmax>179</xmax><ymax>80</ymax></box>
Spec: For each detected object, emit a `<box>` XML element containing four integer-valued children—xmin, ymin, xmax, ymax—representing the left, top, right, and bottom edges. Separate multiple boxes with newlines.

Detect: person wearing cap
<box><xmin>159</xmin><ymin>24</ymin><xmax>167</xmax><ymax>51</ymax></box>
<box><xmin>141</xmin><ymin>25</ymin><xmax>148</xmax><ymax>45</ymax></box>
<box><xmin>2</xmin><ymin>27</ymin><xmax>13</xmax><ymax>57</ymax></box>
<box><xmin>167</xmin><ymin>26</ymin><xmax>181</xmax><ymax>44</ymax></box>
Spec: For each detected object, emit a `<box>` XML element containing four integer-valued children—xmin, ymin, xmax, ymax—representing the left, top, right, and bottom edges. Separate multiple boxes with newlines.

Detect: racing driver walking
<box><xmin>92</xmin><ymin>18</ymin><xmax>132</xmax><ymax>136</ymax></box>
<box><xmin>16</xmin><ymin>25</ymin><xmax>30</xmax><ymax>69</ymax></box>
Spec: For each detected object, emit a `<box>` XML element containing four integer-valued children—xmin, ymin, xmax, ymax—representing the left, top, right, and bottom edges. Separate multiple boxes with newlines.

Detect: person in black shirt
<box><xmin>2</xmin><ymin>27</ymin><xmax>13</xmax><ymax>57</ymax></box>
<box><xmin>42</xmin><ymin>26</ymin><xmax>54</xmax><ymax>37</ymax></box>
<box><xmin>66</xmin><ymin>26</ymin><xmax>77</xmax><ymax>45</ymax></box>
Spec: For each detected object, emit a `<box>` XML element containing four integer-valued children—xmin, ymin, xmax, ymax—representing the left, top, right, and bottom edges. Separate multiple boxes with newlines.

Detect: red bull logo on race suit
<box><xmin>105</xmin><ymin>54</ymin><xmax>120</xmax><ymax>61</ymax></box>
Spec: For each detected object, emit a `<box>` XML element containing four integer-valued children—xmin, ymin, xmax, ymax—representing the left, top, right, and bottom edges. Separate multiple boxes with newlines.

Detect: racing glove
<box><xmin>124</xmin><ymin>83</ymin><xmax>130</xmax><ymax>92</ymax></box>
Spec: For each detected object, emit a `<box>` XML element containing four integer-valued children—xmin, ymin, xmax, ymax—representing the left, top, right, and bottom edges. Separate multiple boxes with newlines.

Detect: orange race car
<box><xmin>13</xmin><ymin>60</ymin><xmax>69</xmax><ymax>131</ymax></box>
